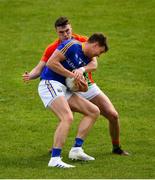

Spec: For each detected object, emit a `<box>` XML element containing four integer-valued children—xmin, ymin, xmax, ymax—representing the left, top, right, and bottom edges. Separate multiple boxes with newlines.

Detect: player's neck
<box><xmin>82</xmin><ymin>42</ymin><xmax>88</xmax><ymax>56</ymax></box>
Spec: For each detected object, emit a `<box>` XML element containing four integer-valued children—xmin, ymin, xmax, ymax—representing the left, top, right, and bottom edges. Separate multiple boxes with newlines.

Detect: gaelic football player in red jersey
<box><xmin>23</xmin><ymin>16</ymin><xmax>129</xmax><ymax>156</ymax></box>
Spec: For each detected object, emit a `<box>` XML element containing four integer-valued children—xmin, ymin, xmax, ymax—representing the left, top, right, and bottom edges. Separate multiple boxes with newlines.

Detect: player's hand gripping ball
<box><xmin>65</xmin><ymin>77</ymin><xmax>88</xmax><ymax>92</ymax></box>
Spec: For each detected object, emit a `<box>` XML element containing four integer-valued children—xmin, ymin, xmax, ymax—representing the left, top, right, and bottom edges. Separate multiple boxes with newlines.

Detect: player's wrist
<box><xmin>79</xmin><ymin>67</ymin><xmax>85</xmax><ymax>73</ymax></box>
<box><xmin>69</xmin><ymin>71</ymin><xmax>75</xmax><ymax>78</ymax></box>
<box><xmin>29</xmin><ymin>73</ymin><xmax>35</xmax><ymax>80</ymax></box>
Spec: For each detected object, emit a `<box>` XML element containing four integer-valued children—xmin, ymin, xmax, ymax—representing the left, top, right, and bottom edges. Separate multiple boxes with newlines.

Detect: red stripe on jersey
<box><xmin>88</xmin><ymin>72</ymin><xmax>94</xmax><ymax>83</ymax></box>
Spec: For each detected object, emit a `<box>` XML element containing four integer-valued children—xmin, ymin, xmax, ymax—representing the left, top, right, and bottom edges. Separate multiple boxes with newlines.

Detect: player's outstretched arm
<box><xmin>22</xmin><ymin>61</ymin><xmax>45</xmax><ymax>82</ymax></box>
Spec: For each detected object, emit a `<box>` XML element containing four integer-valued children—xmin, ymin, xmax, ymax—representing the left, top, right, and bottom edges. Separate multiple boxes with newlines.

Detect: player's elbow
<box><xmin>89</xmin><ymin>58</ymin><xmax>98</xmax><ymax>71</ymax></box>
<box><xmin>92</xmin><ymin>65</ymin><xmax>97</xmax><ymax>71</ymax></box>
<box><xmin>90</xmin><ymin>64</ymin><xmax>97</xmax><ymax>72</ymax></box>
<box><xmin>46</xmin><ymin>60</ymin><xmax>50</xmax><ymax>67</ymax></box>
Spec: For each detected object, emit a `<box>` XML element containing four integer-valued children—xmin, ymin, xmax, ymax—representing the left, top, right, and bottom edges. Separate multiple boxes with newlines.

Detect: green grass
<box><xmin>0</xmin><ymin>0</ymin><xmax>155</xmax><ymax>178</ymax></box>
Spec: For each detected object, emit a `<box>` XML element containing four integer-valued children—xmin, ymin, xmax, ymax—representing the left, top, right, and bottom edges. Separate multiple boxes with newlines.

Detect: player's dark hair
<box><xmin>88</xmin><ymin>33</ymin><xmax>108</xmax><ymax>52</ymax></box>
<box><xmin>54</xmin><ymin>16</ymin><xmax>70</xmax><ymax>28</ymax></box>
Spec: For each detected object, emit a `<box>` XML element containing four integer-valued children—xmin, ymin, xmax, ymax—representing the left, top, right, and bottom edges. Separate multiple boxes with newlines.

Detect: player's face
<box><xmin>89</xmin><ymin>43</ymin><xmax>106</xmax><ymax>58</ymax></box>
<box><xmin>56</xmin><ymin>24</ymin><xmax>72</xmax><ymax>42</ymax></box>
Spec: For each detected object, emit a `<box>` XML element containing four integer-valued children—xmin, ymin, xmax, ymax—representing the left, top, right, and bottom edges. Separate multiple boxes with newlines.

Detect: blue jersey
<box><xmin>40</xmin><ymin>39</ymin><xmax>90</xmax><ymax>85</ymax></box>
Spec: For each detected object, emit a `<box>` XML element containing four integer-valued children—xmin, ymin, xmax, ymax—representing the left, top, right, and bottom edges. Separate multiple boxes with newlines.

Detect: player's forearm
<box><xmin>47</xmin><ymin>61</ymin><xmax>74</xmax><ymax>78</ymax></box>
<box><xmin>83</xmin><ymin>57</ymin><xmax>98</xmax><ymax>72</ymax></box>
<box><xmin>28</xmin><ymin>67</ymin><xmax>41</xmax><ymax>80</ymax></box>
<box><xmin>29</xmin><ymin>61</ymin><xmax>46</xmax><ymax>80</ymax></box>
<box><xmin>29</xmin><ymin>71</ymin><xmax>40</xmax><ymax>79</ymax></box>
<box><xmin>23</xmin><ymin>68</ymin><xmax>40</xmax><ymax>82</ymax></box>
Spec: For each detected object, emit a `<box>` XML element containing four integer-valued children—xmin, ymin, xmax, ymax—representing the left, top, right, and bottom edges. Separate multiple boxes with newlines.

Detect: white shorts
<box><xmin>76</xmin><ymin>83</ymin><xmax>101</xmax><ymax>100</ymax></box>
<box><xmin>38</xmin><ymin>80</ymin><xmax>73</xmax><ymax>108</ymax></box>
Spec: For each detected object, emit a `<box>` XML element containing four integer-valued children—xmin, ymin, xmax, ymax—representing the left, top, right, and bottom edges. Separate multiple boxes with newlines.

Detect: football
<box><xmin>65</xmin><ymin>77</ymin><xmax>88</xmax><ymax>92</ymax></box>
<box><xmin>65</xmin><ymin>77</ymin><xmax>79</xmax><ymax>91</ymax></box>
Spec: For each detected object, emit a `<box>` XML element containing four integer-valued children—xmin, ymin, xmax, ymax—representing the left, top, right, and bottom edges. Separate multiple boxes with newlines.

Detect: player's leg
<box><xmin>50</xmin><ymin>96</ymin><xmax>73</xmax><ymax>148</ymax></box>
<box><xmin>90</xmin><ymin>92</ymin><xmax>120</xmax><ymax>144</ymax></box>
<box><xmin>90</xmin><ymin>91</ymin><xmax>129</xmax><ymax>155</ymax></box>
<box><xmin>76</xmin><ymin>84</ymin><xmax>120</xmax><ymax>144</ymax></box>
<box><xmin>77</xmin><ymin>84</ymin><xmax>129</xmax><ymax>155</ymax></box>
<box><xmin>68</xmin><ymin>94</ymin><xmax>100</xmax><ymax>160</ymax></box>
<box><xmin>68</xmin><ymin>94</ymin><xmax>100</xmax><ymax>139</ymax></box>
<box><xmin>38</xmin><ymin>80</ymin><xmax>75</xmax><ymax>168</ymax></box>
<box><xmin>48</xmin><ymin>96</ymin><xmax>75</xmax><ymax>168</ymax></box>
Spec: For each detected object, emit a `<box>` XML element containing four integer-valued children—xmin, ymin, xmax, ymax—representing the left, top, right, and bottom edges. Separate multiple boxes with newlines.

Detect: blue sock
<box><xmin>74</xmin><ymin>138</ymin><xmax>84</xmax><ymax>147</ymax></box>
<box><xmin>51</xmin><ymin>148</ymin><xmax>62</xmax><ymax>157</ymax></box>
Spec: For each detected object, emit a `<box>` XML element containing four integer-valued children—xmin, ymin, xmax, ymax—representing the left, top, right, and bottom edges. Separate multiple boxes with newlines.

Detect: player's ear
<box><xmin>92</xmin><ymin>42</ymin><xmax>98</xmax><ymax>49</ymax></box>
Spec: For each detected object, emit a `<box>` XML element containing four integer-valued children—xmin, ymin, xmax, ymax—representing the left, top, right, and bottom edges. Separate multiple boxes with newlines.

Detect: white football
<box><xmin>65</xmin><ymin>77</ymin><xmax>78</xmax><ymax>91</ymax></box>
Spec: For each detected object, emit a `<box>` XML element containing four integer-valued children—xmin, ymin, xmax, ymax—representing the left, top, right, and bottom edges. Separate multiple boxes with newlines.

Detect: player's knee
<box><xmin>110</xmin><ymin>110</ymin><xmax>119</xmax><ymax>122</ymax></box>
<box><xmin>102</xmin><ymin>108</ymin><xmax>119</xmax><ymax>123</ymax></box>
<box><xmin>90</xmin><ymin>105</ymin><xmax>100</xmax><ymax>119</ymax></box>
<box><xmin>67</xmin><ymin>113</ymin><xmax>74</xmax><ymax>124</ymax></box>
<box><xmin>63</xmin><ymin>111</ymin><xmax>74</xmax><ymax>124</ymax></box>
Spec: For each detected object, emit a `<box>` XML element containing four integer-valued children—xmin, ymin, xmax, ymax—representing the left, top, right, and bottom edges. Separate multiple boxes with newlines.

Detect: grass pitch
<box><xmin>0</xmin><ymin>0</ymin><xmax>155</xmax><ymax>178</ymax></box>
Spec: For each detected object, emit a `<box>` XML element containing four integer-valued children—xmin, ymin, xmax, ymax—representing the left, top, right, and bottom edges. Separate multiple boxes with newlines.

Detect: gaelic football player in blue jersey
<box><xmin>38</xmin><ymin>33</ymin><xmax>108</xmax><ymax>168</ymax></box>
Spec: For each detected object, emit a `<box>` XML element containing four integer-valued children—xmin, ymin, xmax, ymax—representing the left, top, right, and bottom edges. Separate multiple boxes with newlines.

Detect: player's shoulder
<box><xmin>58</xmin><ymin>39</ymin><xmax>81</xmax><ymax>55</ymax></box>
<box><xmin>60</xmin><ymin>39</ymin><xmax>81</xmax><ymax>49</ymax></box>
<box><xmin>41</xmin><ymin>39</ymin><xmax>60</xmax><ymax>62</ymax></box>
<box><xmin>72</xmin><ymin>33</ymin><xmax>88</xmax><ymax>42</ymax></box>
<box><xmin>46</xmin><ymin>39</ymin><xmax>60</xmax><ymax>50</ymax></box>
